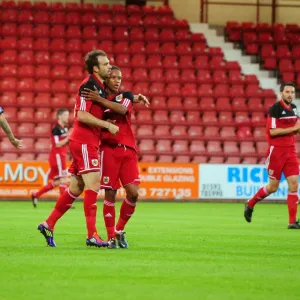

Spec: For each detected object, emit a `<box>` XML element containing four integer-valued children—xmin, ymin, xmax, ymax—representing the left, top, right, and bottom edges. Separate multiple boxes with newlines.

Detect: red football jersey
<box><xmin>266</xmin><ymin>99</ymin><xmax>298</xmax><ymax>147</ymax></box>
<box><xmin>69</xmin><ymin>75</ymin><xmax>108</xmax><ymax>147</ymax></box>
<box><xmin>101</xmin><ymin>91</ymin><xmax>136</xmax><ymax>150</ymax></box>
<box><xmin>49</xmin><ymin>123</ymin><xmax>68</xmax><ymax>157</ymax></box>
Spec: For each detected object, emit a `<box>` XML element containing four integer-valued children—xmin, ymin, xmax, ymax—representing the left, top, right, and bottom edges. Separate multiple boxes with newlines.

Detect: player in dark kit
<box><xmin>38</xmin><ymin>50</ymin><xmax>119</xmax><ymax>248</ymax></box>
<box><xmin>82</xmin><ymin>66</ymin><xmax>149</xmax><ymax>248</ymax></box>
<box><xmin>31</xmin><ymin>108</ymin><xmax>70</xmax><ymax>207</ymax></box>
<box><xmin>244</xmin><ymin>83</ymin><xmax>300</xmax><ymax>228</ymax></box>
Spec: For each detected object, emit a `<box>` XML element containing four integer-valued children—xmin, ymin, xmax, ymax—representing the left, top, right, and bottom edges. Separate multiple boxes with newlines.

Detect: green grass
<box><xmin>1</xmin><ymin>201</ymin><xmax>300</xmax><ymax>300</ymax></box>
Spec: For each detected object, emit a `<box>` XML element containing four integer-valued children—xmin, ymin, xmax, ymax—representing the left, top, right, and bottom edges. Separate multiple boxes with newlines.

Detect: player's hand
<box><xmin>107</xmin><ymin>123</ymin><xmax>119</xmax><ymax>135</ymax></box>
<box><xmin>133</xmin><ymin>94</ymin><xmax>150</xmax><ymax>107</ymax></box>
<box><xmin>106</xmin><ymin>119</ymin><xmax>116</xmax><ymax>124</ymax></box>
<box><xmin>81</xmin><ymin>87</ymin><xmax>100</xmax><ymax>102</ymax></box>
<box><xmin>9</xmin><ymin>138</ymin><xmax>23</xmax><ymax>149</ymax></box>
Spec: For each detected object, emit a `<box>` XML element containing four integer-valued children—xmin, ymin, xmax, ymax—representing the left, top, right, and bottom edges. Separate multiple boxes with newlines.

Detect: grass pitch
<box><xmin>0</xmin><ymin>201</ymin><xmax>300</xmax><ymax>300</ymax></box>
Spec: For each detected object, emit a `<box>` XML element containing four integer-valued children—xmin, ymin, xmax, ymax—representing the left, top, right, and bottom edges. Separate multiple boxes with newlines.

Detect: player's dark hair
<box><xmin>85</xmin><ymin>50</ymin><xmax>107</xmax><ymax>74</ymax></box>
<box><xmin>280</xmin><ymin>82</ymin><xmax>295</xmax><ymax>92</ymax></box>
<box><xmin>111</xmin><ymin>65</ymin><xmax>121</xmax><ymax>72</ymax></box>
<box><xmin>56</xmin><ymin>108</ymin><xmax>69</xmax><ymax>118</ymax></box>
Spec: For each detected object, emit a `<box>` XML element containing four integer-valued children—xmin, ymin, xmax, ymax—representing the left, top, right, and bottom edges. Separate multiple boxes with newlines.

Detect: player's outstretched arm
<box><xmin>0</xmin><ymin>113</ymin><xmax>23</xmax><ymax>148</ymax></box>
<box><xmin>81</xmin><ymin>88</ymin><xmax>128</xmax><ymax>115</ymax></box>
<box><xmin>77</xmin><ymin>111</ymin><xmax>119</xmax><ymax>135</ymax></box>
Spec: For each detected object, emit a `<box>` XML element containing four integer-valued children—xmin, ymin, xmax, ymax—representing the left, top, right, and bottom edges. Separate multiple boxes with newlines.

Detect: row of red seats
<box><xmin>2</xmin><ymin>108</ymin><xmax>70</xmax><ymax>123</ymax></box>
<box><xmin>1</xmin><ymin>52</ymin><xmax>235</xmax><ymax>68</ymax></box>
<box><xmin>281</xmin><ymin>72</ymin><xmax>300</xmax><ymax>87</ymax></box>
<box><xmin>1</xmin><ymin>92</ymin><xmax>275</xmax><ymax>111</ymax></box>
<box><xmin>1</xmin><ymin>38</ymin><xmax>209</xmax><ymax>54</ymax></box>
<box><xmin>1</xmin><ymin>65</ymin><xmax>259</xmax><ymax>85</ymax></box>
<box><xmin>0</xmin><ymin>152</ymin><xmax>266</xmax><ymax>164</ymax></box>
<box><xmin>136</xmin><ymin>125</ymin><xmax>266</xmax><ymax>141</ymax></box>
<box><xmin>226</xmin><ymin>21</ymin><xmax>300</xmax><ymax>33</ymax></box>
<box><xmin>1</xmin><ymin>121</ymin><xmax>267</xmax><ymax>142</ymax></box>
<box><xmin>0</xmin><ymin>2</ymin><xmax>173</xmax><ymax>15</ymax></box>
<box><xmin>1</xmin><ymin>24</ymin><xmax>192</xmax><ymax>41</ymax></box>
<box><xmin>1</xmin><ymin>107</ymin><xmax>267</xmax><ymax>126</ymax></box>
<box><xmin>141</xmin><ymin>155</ymin><xmax>266</xmax><ymax>164</ymax></box>
<box><xmin>242</xmin><ymin>32</ymin><xmax>300</xmax><ymax>46</ymax></box>
<box><xmin>0</xmin><ymin>137</ymin><xmax>269</xmax><ymax>156</ymax></box>
<box><xmin>1</xmin><ymin>12</ymin><xmax>188</xmax><ymax>28</ymax></box>
<box><xmin>263</xmin><ymin>58</ymin><xmax>300</xmax><ymax>72</ymax></box>
<box><xmin>247</xmin><ymin>44</ymin><xmax>300</xmax><ymax>59</ymax></box>
<box><xmin>0</xmin><ymin>78</ymin><xmax>274</xmax><ymax>99</ymax></box>
<box><xmin>138</xmin><ymin>139</ymin><xmax>268</xmax><ymax>156</ymax></box>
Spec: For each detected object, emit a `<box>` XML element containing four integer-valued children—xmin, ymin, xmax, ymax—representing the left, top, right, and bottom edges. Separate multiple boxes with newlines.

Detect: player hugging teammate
<box><xmin>37</xmin><ymin>50</ymin><xmax>149</xmax><ymax>248</ymax></box>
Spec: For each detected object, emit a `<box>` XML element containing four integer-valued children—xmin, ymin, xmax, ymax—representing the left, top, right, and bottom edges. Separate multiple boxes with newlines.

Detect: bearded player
<box><xmin>244</xmin><ymin>83</ymin><xmax>300</xmax><ymax>229</ymax></box>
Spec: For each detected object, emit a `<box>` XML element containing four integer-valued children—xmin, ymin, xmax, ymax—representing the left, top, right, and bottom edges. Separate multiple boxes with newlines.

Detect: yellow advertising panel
<box><xmin>0</xmin><ymin>161</ymin><xmax>199</xmax><ymax>200</ymax></box>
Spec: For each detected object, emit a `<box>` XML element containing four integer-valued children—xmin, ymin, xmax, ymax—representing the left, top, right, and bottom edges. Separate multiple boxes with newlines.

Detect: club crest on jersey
<box><xmin>91</xmin><ymin>159</ymin><xmax>98</xmax><ymax>166</ymax></box>
<box><xmin>103</xmin><ymin>176</ymin><xmax>110</xmax><ymax>184</ymax></box>
<box><xmin>269</xmin><ymin>169</ymin><xmax>274</xmax><ymax>175</ymax></box>
<box><xmin>115</xmin><ymin>94</ymin><xmax>123</xmax><ymax>102</ymax></box>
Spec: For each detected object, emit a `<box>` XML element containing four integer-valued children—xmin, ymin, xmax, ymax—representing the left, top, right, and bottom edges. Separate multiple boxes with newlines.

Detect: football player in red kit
<box><xmin>244</xmin><ymin>83</ymin><xmax>300</xmax><ymax>228</ymax></box>
<box><xmin>82</xmin><ymin>66</ymin><xmax>149</xmax><ymax>248</ymax></box>
<box><xmin>37</xmin><ymin>50</ymin><xmax>119</xmax><ymax>248</ymax></box>
<box><xmin>31</xmin><ymin>108</ymin><xmax>70</xmax><ymax>207</ymax></box>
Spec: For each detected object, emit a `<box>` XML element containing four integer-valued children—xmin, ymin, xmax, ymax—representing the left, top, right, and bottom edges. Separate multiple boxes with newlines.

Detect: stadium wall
<box><xmin>0</xmin><ymin>161</ymin><xmax>292</xmax><ymax>201</ymax></box>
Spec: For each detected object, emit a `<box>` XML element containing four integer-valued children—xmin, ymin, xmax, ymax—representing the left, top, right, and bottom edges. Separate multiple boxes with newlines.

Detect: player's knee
<box><xmin>288</xmin><ymin>181</ymin><xmax>298</xmax><ymax>193</ymax></box>
<box><xmin>126</xmin><ymin>187</ymin><xmax>139</xmax><ymax>202</ymax></box>
<box><xmin>268</xmin><ymin>185</ymin><xmax>278</xmax><ymax>193</ymax></box>
<box><xmin>105</xmin><ymin>190</ymin><xmax>117</xmax><ymax>202</ymax></box>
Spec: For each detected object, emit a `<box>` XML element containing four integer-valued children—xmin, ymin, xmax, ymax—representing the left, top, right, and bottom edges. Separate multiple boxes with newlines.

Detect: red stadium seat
<box><xmin>177</xmin><ymin>43</ymin><xmax>192</xmax><ymax>55</ymax></box>
<box><xmin>165</xmin><ymin>83</ymin><xmax>181</xmax><ymax>97</ymax></box>
<box><xmin>137</xmin><ymin>125</ymin><xmax>153</xmax><ymax>138</ymax></box>
<box><xmin>165</xmin><ymin>69</ymin><xmax>180</xmax><ymax>83</ymax></box>
<box><xmin>18</xmin><ymin>78</ymin><xmax>34</xmax><ymax>92</ymax></box>
<box><xmin>35</xmin><ymin>138</ymin><xmax>50</xmax><ymax>153</ymax></box>
<box><xmin>157</xmin><ymin>155</ymin><xmax>173</xmax><ymax>163</ymax></box>
<box><xmin>17</xmin><ymin>37</ymin><xmax>33</xmax><ymax>51</ymax></box>
<box><xmin>167</xmin><ymin>97</ymin><xmax>182</xmax><ymax>109</ymax></box>
<box><xmin>50</xmin><ymin>25</ymin><xmax>65</xmax><ymax>39</ymax></box>
<box><xmin>215</xmin><ymin>97</ymin><xmax>231</xmax><ymax>111</ymax></box>
<box><xmin>141</xmin><ymin>155</ymin><xmax>156</xmax><ymax>162</ymax></box>
<box><xmin>192</xmin><ymin>43</ymin><xmax>207</xmax><ymax>55</ymax></box>
<box><xmin>192</xmin><ymin>155</ymin><xmax>208</xmax><ymax>163</ymax></box>
<box><xmin>2</xmin><ymin>9</ymin><xmax>18</xmax><ymax>22</ymax></box>
<box><xmin>66</xmin><ymin>26</ymin><xmax>82</xmax><ymax>39</ymax></box>
<box><xmin>35</xmin><ymin>65</ymin><xmax>50</xmax><ymax>78</ymax></box>
<box><xmin>207</xmin><ymin>156</ymin><xmax>224</xmax><ymax>163</ymax></box>
<box><xmin>243</xmin><ymin>157</ymin><xmax>258</xmax><ymax>164</ymax></box>
<box><xmin>197</xmin><ymin>84</ymin><xmax>213</xmax><ymax>97</ymax></box>
<box><xmin>19</xmin><ymin>108</ymin><xmax>34</xmax><ymax>122</ymax></box>
<box><xmin>202</xmin><ymin>111</ymin><xmax>218</xmax><ymax>124</ymax></box>
<box><xmin>232</xmin><ymin>97</ymin><xmax>247</xmax><ymax>111</ymax></box>
<box><xmin>169</xmin><ymin>111</ymin><xmax>185</xmax><ymax>124</ymax></box>
<box><xmin>33</xmin><ymin>38</ymin><xmax>49</xmax><ymax>51</ymax></box>
<box><xmin>163</xmin><ymin>56</ymin><xmax>178</xmax><ymax>69</ymax></box>
<box><xmin>214</xmin><ymin>84</ymin><xmax>229</xmax><ymax>98</ymax></box>
<box><xmin>252</xmin><ymin>112</ymin><xmax>266</xmax><ymax>126</ymax></box>
<box><xmin>256</xmin><ymin>141</ymin><xmax>268</xmax><ymax>156</ymax></box>
<box><xmin>253</xmin><ymin>127</ymin><xmax>265</xmax><ymax>141</ymax></box>
<box><xmin>196</xmin><ymin>70</ymin><xmax>212</xmax><ymax>84</ymax></box>
<box><xmin>226</xmin><ymin>62</ymin><xmax>241</xmax><ymax>71</ymax></box>
<box><xmin>213</xmin><ymin>70</ymin><xmax>228</xmax><ymax>84</ymax></box>
<box><xmin>1</xmin><ymin>37</ymin><xmax>17</xmax><ymax>50</ymax></box>
<box><xmin>235</xmin><ymin>112</ymin><xmax>251</xmax><ymax>126</ymax></box>
<box><xmin>189</xmin><ymin>140</ymin><xmax>206</xmax><ymax>155</ymax></box>
<box><xmin>183</xmin><ymin>97</ymin><xmax>199</xmax><ymax>110</ymax></box>
<box><xmin>199</xmin><ymin>97</ymin><xmax>215</xmax><ymax>111</ymax></box>
<box><xmin>130</xmin><ymin>28</ymin><xmax>144</xmax><ymax>41</ymax></box>
<box><xmin>263</xmin><ymin>58</ymin><xmax>277</xmax><ymax>70</ymax></box>
<box><xmin>237</xmin><ymin>126</ymin><xmax>253</xmax><ymax>140</ymax></box>
<box><xmin>156</xmin><ymin>140</ymin><xmax>172</xmax><ymax>153</ymax></box>
<box><xmin>178</xmin><ymin>56</ymin><xmax>194</xmax><ymax>69</ymax></box>
<box><xmin>172</xmin><ymin>140</ymin><xmax>189</xmax><ymax>154</ymax></box>
<box><xmin>2</xmin><ymin>23</ymin><xmax>17</xmax><ymax>37</ymax></box>
<box><xmin>240</xmin><ymin>141</ymin><xmax>256</xmax><ymax>156</ymax></box>
<box><xmin>204</xmin><ymin>126</ymin><xmax>220</xmax><ymax>140</ymax></box>
<box><xmin>34</xmin><ymin>79</ymin><xmax>51</xmax><ymax>93</ymax></box>
<box><xmin>186</xmin><ymin>111</ymin><xmax>201</xmax><ymax>124</ymax></box>
<box><xmin>1</xmin><ymin>77</ymin><xmax>17</xmax><ymax>91</ymax></box>
<box><xmin>161</xmin><ymin>42</ymin><xmax>176</xmax><ymax>55</ymax></box>
<box><xmin>153</xmin><ymin>110</ymin><xmax>169</xmax><ymax>123</ymax></box>
<box><xmin>18</xmin><ymin>51</ymin><xmax>34</xmax><ymax>64</ymax></box>
<box><xmin>34</xmin><ymin>93</ymin><xmax>51</xmax><ymax>107</ymax></box>
<box><xmin>187</xmin><ymin>126</ymin><xmax>203</xmax><ymax>138</ymax></box>
<box><xmin>147</xmin><ymin>56</ymin><xmax>162</xmax><ymax>68</ymax></box>
<box><xmin>1</xmin><ymin>92</ymin><xmax>17</xmax><ymax>106</ymax></box>
<box><xmin>174</xmin><ymin>156</ymin><xmax>191</xmax><ymax>163</ymax></box>
<box><xmin>220</xmin><ymin>127</ymin><xmax>236</xmax><ymax>139</ymax></box>
<box><xmin>160</xmin><ymin>29</ymin><xmax>175</xmax><ymax>41</ymax></box>
<box><xmin>228</xmin><ymin>70</ymin><xmax>243</xmax><ymax>85</ymax></box>
<box><xmin>219</xmin><ymin>112</ymin><xmax>234</xmax><ymax>125</ymax></box>
<box><xmin>154</xmin><ymin>125</ymin><xmax>170</xmax><ymax>138</ymax></box>
<box><xmin>131</xmin><ymin>55</ymin><xmax>146</xmax><ymax>68</ymax></box>
<box><xmin>207</xmin><ymin>141</ymin><xmax>223</xmax><ymax>155</ymax></box>
<box><xmin>32</xmin><ymin>24</ymin><xmax>49</xmax><ymax>38</ymax></box>
<box><xmin>17</xmin><ymin>122</ymin><xmax>35</xmax><ymax>137</ymax></box>
<box><xmin>248</xmin><ymin>98</ymin><xmax>263</xmax><ymax>111</ymax></box>
<box><xmin>1</xmin><ymin>108</ymin><xmax>17</xmax><ymax>121</ymax></box>
<box><xmin>223</xmin><ymin>141</ymin><xmax>239</xmax><ymax>156</ymax></box>
<box><xmin>50</xmin><ymin>38</ymin><xmax>66</xmax><ymax>52</ymax></box>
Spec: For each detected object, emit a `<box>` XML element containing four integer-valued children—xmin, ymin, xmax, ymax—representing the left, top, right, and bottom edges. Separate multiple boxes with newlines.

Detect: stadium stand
<box><xmin>0</xmin><ymin>1</ymin><xmax>278</xmax><ymax>163</ymax></box>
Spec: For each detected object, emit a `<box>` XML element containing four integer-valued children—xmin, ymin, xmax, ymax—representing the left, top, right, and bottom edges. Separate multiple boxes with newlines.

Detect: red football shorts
<box><xmin>100</xmin><ymin>144</ymin><xmax>140</xmax><ymax>190</ymax></box>
<box><xmin>265</xmin><ymin>145</ymin><xmax>299</xmax><ymax>180</ymax></box>
<box><xmin>68</xmin><ymin>140</ymin><xmax>100</xmax><ymax>176</ymax></box>
<box><xmin>48</xmin><ymin>154</ymin><xmax>67</xmax><ymax>180</ymax></box>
